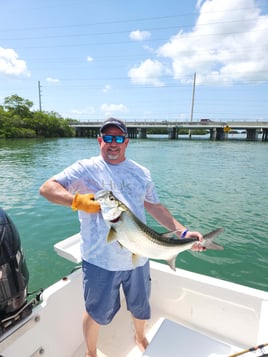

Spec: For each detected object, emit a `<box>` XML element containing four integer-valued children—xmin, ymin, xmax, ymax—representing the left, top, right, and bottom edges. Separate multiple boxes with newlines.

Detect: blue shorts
<box><xmin>82</xmin><ymin>260</ymin><xmax>151</xmax><ymax>325</ymax></box>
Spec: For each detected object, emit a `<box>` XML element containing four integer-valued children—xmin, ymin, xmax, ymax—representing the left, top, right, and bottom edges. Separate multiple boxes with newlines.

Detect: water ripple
<box><xmin>1</xmin><ymin>138</ymin><xmax>268</xmax><ymax>291</ymax></box>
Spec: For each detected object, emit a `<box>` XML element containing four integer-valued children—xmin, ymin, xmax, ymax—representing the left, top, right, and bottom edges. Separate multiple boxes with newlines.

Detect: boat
<box><xmin>1</xmin><ymin>209</ymin><xmax>268</xmax><ymax>357</ymax></box>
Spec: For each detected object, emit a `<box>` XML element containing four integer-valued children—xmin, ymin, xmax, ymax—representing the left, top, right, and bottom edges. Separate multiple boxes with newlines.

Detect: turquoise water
<box><xmin>0</xmin><ymin>137</ymin><xmax>268</xmax><ymax>292</ymax></box>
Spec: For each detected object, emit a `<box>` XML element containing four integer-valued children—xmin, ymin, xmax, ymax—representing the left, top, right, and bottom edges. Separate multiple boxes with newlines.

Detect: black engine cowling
<box><xmin>0</xmin><ymin>208</ymin><xmax>29</xmax><ymax>319</ymax></box>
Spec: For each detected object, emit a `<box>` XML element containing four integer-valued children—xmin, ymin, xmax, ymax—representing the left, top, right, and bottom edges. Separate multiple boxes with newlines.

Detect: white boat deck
<box><xmin>72</xmin><ymin>313</ymin><xmax>240</xmax><ymax>357</ymax></box>
<box><xmin>1</xmin><ymin>234</ymin><xmax>268</xmax><ymax>357</ymax></box>
<box><xmin>143</xmin><ymin>319</ymin><xmax>239</xmax><ymax>357</ymax></box>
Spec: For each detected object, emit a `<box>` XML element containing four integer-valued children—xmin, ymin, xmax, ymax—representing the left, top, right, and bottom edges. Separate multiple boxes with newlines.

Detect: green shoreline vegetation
<box><xmin>0</xmin><ymin>94</ymin><xmax>208</xmax><ymax>139</ymax></box>
<box><xmin>0</xmin><ymin>94</ymin><xmax>76</xmax><ymax>139</ymax></box>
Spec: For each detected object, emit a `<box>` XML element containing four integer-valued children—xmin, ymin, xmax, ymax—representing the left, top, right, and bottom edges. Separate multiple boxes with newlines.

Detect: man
<box><xmin>40</xmin><ymin>118</ymin><xmax>203</xmax><ymax>357</ymax></box>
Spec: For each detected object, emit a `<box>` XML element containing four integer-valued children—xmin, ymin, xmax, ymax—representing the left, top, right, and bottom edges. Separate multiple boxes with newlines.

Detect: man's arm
<box><xmin>144</xmin><ymin>201</ymin><xmax>186</xmax><ymax>237</ymax></box>
<box><xmin>40</xmin><ymin>178</ymin><xmax>100</xmax><ymax>213</ymax></box>
<box><xmin>144</xmin><ymin>201</ymin><xmax>204</xmax><ymax>247</ymax></box>
<box><xmin>39</xmin><ymin>178</ymin><xmax>74</xmax><ymax>206</ymax></box>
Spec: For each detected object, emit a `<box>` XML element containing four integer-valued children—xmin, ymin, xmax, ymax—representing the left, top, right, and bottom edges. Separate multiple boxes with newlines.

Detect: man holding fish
<box><xmin>40</xmin><ymin>118</ymin><xmax>221</xmax><ymax>357</ymax></box>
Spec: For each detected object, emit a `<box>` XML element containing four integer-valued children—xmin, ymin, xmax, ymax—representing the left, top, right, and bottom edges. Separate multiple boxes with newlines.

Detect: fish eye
<box><xmin>109</xmin><ymin>194</ymin><xmax>115</xmax><ymax>201</ymax></box>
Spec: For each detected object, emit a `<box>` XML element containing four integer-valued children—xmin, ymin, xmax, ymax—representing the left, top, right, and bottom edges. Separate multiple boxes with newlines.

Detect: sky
<box><xmin>1</xmin><ymin>0</ymin><xmax>268</xmax><ymax>122</ymax></box>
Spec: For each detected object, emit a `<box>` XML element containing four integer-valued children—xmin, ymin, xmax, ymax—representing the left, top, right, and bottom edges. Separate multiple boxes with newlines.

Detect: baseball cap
<box><xmin>100</xmin><ymin>118</ymin><xmax>128</xmax><ymax>135</ymax></box>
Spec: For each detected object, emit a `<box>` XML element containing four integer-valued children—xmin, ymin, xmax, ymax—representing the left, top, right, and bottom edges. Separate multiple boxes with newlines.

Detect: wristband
<box><xmin>181</xmin><ymin>229</ymin><xmax>188</xmax><ymax>238</ymax></box>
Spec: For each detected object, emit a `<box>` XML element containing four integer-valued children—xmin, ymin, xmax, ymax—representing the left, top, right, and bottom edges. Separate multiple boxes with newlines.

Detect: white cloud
<box><xmin>46</xmin><ymin>77</ymin><xmax>60</xmax><ymax>84</ymax></box>
<box><xmin>0</xmin><ymin>47</ymin><xmax>30</xmax><ymax>77</ymax></box>
<box><xmin>195</xmin><ymin>0</ymin><xmax>203</xmax><ymax>9</ymax></box>
<box><xmin>87</xmin><ymin>56</ymin><xmax>94</xmax><ymax>62</ymax></box>
<box><xmin>158</xmin><ymin>0</ymin><xmax>268</xmax><ymax>84</ymax></box>
<box><xmin>143</xmin><ymin>44</ymin><xmax>155</xmax><ymax>53</ymax></box>
<box><xmin>129</xmin><ymin>30</ymin><xmax>151</xmax><ymax>41</ymax></box>
<box><xmin>102</xmin><ymin>84</ymin><xmax>111</xmax><ymax>93</ymax></box>
<box><xmin>100</xmin><ymin>103</ymin><xmax>128</xmax><ymax>116</ymax></box>
<box><xmin>128</xmin><ymin>59</ymin><xmax>169</xmax><ymax>86</ymax></box>
<box><xmin>129</xmin><ymin>0</ymin><xmax>268</xmax><ymax>86</ymax></box>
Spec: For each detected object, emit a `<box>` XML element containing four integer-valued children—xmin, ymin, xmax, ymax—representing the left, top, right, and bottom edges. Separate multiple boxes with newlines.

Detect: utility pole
<box><xmin>38</xmin><ymin>81</ymin><xmax>42</xmax><ymax>112</ymax></box>
<box><xmin>189</xmin><ymin>72</ymin><xmax>196</xmax><ymax>139</ymax></box>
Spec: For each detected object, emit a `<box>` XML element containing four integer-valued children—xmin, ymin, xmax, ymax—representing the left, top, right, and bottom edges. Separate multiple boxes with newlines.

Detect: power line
<box><xmin>0</xmin><ymin>6</ymin><xmax>262</xmax><ymax>32</ymax></box>
<box><xmin>1</xmin><ymin>17</ymin><xmax>264</xmax><ymax>42</ymax></box>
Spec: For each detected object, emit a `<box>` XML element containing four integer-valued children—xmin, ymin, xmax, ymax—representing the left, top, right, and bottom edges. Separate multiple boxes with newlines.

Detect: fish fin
<box><xmin>161</xmin><ymin>228</ymin><xmax>192</xmax><ymax>239</ymax></box>
<box><xmin>203</xmin><ymin>241</ymin><xmax>224</xmax><ymax>250</ymax></box>
<box><xmin>161</xmin><ymin>231</ymin><xmax>177</xmax><ymax>239</ymax></box>
<box><xmin>107</xmin><ymin>227</ymin><xmax>118</xmax><ymax>243</ymax></box>
<box><xmin>166</xmin><ymin>258</ymin><xmax>176</xmax><ymax>271</ymax></box>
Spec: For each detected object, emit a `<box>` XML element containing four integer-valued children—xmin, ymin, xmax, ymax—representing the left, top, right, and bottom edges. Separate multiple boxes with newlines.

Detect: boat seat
<box><xmin>54</xmin><ymin>233</ymin><xmax>82</xmax><ymax>263</ymax></box>
<box><xmin>143</xmin><ymin>319</ymin><xmax>239</xmax><ymax>357</ymax></box>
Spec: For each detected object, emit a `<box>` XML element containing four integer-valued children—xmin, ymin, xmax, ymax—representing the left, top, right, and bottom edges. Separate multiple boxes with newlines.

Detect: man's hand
<box><xmin>191</xmin><ymin>242</ymin><xmax>206</xmax><ymax>252</ymax></box>
<box><xmin>71</xmin><ymin>193</ymin><xmax>101</xmax><ymax>213</ymax></box>
<box><xmin>185</xmin><ymin>230</ymin><xmax>206</xmax><ymax>252</ymax></box>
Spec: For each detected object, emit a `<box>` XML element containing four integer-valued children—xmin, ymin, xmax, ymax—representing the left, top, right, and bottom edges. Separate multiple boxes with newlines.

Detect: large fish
<box><xmin>95</xmin><ymin>190</ymin><xmax>224</xmax><ymax>271</ymax></box>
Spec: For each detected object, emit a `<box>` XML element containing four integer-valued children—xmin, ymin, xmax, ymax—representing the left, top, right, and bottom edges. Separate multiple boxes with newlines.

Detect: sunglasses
<box><xmin>102</xmin><ymin>135</ymin><xmax>126</xmax><ymax>144</ymax></box>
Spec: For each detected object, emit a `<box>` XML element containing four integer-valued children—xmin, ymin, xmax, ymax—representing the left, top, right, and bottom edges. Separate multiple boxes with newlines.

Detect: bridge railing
<box><xmin>70</xmin><ymin>120</ymin><xmax>268</xmax><ymax>128</ymax></box>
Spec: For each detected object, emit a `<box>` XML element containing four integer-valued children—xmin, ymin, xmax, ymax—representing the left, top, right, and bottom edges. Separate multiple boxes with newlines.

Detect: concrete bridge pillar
<box><xmin>128</xmin><ymin>127</ymin><xmax>138</xmax><ymax>138</ymax></box>
<box><xmin>168</xmin><ymin>127</ymin><xmax>177</xmax><ymax>139</ymax></box>
<box><xmin>91</xmin><ymin>128</ymin><xmax>99</xmax><ymax>137</ymax></box>
<box><xmin>210</xmin><ymin>128</ymin><xmax>216</xmax><ymax>140</ymax></box>
<box><xmin>210</xmin><ymin>128</ymin><xmax>228</xmax><ymax>140</ymax></box>
<box><xmin>262</xmin><ymin>129</ymin><xmax>268</xmax><ymax>141</ymax></box>
<box><xmin>216</xmin><ymin>128</ymin><xmax>228</xmax><ymax>140</ymax></box>
<box><xmin>76</xmin><ymin>127</ymin><xmax>82</xmax><ymax>137</ymax></box>
<box><xmin>138</xmin><ymin>128</ymin><xmax>147</xmax><ymax>139</ymax></box>
<box><xmin>75</xmin><ymin>127</ymin><xmax>99</xmax><ymax>137</ymax></box>
<box><xmin>246</xmin><ymin>129</ymin><xmax>258</xmax><ymax>140</ymax></box>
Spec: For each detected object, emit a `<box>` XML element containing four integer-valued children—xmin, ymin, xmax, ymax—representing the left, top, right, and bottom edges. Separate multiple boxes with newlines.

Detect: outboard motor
<box><xmin>0</xmin><ymin>208</ymin><xmax>29</xmax><ymax>334</ymax></box>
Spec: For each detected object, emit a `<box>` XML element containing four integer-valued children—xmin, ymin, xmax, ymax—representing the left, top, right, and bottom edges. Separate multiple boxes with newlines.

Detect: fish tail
<box><xmin>203</xmin><ymin>227</ymin><xmax>224</xmax><ymax>250</ymax></box>
<box><xmin>203</xmin><ymin>241</ymin><xmax>224</xmax><ymax>250</ymax></box>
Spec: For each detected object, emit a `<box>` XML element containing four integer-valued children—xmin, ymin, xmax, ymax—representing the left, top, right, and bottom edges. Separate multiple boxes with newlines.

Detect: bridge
<box><xmin>70</xmin><ymin>121</ymin><xmax>268</xmax><ymax>141</ymax></box>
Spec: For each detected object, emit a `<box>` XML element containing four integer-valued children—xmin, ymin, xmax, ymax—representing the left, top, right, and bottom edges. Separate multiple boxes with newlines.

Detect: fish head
<box><xmin>95</xmin><ymin>190</ymin><xmax>126</xmax><ymax>221</ymax></box>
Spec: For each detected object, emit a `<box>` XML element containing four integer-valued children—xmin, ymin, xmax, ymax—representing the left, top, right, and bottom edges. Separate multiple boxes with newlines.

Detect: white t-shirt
<box><xmin>54</xmin><ymin>155</ymin><xmax>160</xmax><ymax>271</ymax></box>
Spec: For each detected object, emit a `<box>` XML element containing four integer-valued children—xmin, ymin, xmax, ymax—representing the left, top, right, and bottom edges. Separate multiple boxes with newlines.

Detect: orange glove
<box><xmin>71</xmin><ymin>193</ymin><xmax>101</xmax><ymax>213</ymax></box>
